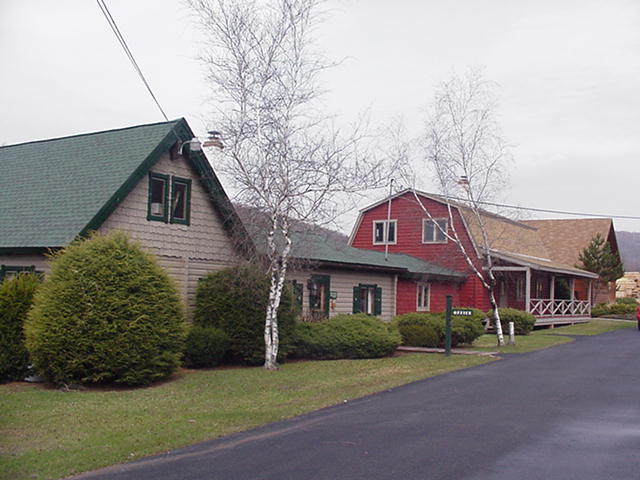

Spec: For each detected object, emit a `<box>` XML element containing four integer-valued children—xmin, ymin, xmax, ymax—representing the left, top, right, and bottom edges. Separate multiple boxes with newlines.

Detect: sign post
<box><xmin>445</xmin><ymin>295</ymin><xmax>453</xmax><ymax>356</ymax></box>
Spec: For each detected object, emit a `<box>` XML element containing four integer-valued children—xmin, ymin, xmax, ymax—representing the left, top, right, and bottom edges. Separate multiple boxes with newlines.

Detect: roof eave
<box><xmin>489</xmin><ymin>250</ymin><xmax>599</xmax><ymax>279</ymax></box>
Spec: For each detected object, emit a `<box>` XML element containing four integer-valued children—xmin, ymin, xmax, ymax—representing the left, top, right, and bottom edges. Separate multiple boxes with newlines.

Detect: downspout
<box><xmin>385</xmin><ymin>179</ymin><xmax>394</xmax><ymax>261</ymax></box>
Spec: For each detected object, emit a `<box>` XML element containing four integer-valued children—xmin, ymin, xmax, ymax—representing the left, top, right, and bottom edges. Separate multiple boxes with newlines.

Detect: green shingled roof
<box><xmin>290</xmin><ymin>231</ymin><xmax>465</xmax><ymax>280</ymax></box>
<box><xmin>0</xmin><ymin>118</ymin><xmax>249</xmax><ymax>252</ymax></box>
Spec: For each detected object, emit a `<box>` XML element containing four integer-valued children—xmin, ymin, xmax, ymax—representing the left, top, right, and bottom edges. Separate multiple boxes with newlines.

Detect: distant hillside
<box><xmin>618</xmin><ymin>231</ymin><xmax>640</xmax><ymax>272</ymax></box>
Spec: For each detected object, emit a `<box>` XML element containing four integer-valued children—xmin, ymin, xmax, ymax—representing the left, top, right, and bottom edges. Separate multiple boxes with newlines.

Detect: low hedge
<box><xmin>592</xmin><ymin>303</ymin><xmax>637</xmax><ymax>317</ymax></box>
<box><xmin>0</xmin><ymin>273</ymin><xmax>41</xmax><ymax>382</ymax></box>
<box><xmin>616</xmin><ymin>297</ymin><xmax>638</xmax><ymax>306</ymax></box>
<box><xmin>392</xmin><ymin>310</ymin><xmax>484</xmax><ymax>347</ymax></box>
<box><xmin>293</xmin><ymin>314</ymin><xmax>401</xmax><ymax>360</ymax></box>
<box><xmin>183</xmin><ymin>326</ymin><xmax>229</xmax><ymax>368</ymax></box>
<box><xmin>488</xmin><ymin>308</ymin><xmax>536</xmax><ymax>335</ymax></box>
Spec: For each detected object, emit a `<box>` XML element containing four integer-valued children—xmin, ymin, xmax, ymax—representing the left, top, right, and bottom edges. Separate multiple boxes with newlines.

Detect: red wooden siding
<box><xmin>352</xmin><ymin>192</ymin><xmax>491</xmax><ymax>314</ymax></box>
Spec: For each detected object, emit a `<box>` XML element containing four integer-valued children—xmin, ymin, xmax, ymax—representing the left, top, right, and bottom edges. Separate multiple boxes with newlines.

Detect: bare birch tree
<box><xmin>416</xmin><ymin>68</ymin><xmax>511</xmax><ymax>346</ymax></box>
<box><xmin>189</xmin><ymin>0</ymin><xmax>391</xmax><ymax>369</ymax></box>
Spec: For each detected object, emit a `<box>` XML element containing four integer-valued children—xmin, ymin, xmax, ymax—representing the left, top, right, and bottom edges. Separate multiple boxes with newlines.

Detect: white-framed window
<box><xmin>422</xmin><ymin>218</ymin><xmax>448</xmax><ymax>243</ymax></box>
<box><xmin>373</xmin><ymin>220</ymin><xmax>397</xmax><ymax>245</ymax></box>
<box><xmin>416</xmin><ymin>283</ymin><xmax>431</xmax><ymax>311</ymax></box>
<box><xmin>516</xmin><ymin>277</ymin><xmax>525</xmax><ymax>300</ymax></box>
<box><xmin>535</xmin><ymin>279</ymin><xmax>544</xmax><ymax>298</ymax></box>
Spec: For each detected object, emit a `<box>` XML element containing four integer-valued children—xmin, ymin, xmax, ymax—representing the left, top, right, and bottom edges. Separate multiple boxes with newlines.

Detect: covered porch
<box><xmin>490</xmin><ymin>251</ymin><xmax>599</xmax><ymax>325</ymax></box>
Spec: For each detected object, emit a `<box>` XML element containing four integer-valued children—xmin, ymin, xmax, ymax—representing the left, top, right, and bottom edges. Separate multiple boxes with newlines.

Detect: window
<box><xmin>535</xmin><ymin>279</ymin><xmax>544</xmax><ymax>298</ymax></box>
<box><xmin>516</xmin><ymin>277</ymin><xmax>525</xmax><ymax>300</ymax></box>
<box><xmin>308</xmin><ymin>275</ymin><xmax>330</xmax><ymax>317</ymax></box>
<box><xmin>353</xmin><ymin>284</ymin><xmax>382</xmax><ymax>315</ymax></box>
<box><xmin>416</xmin><ymin>283</ymin><xmax>431</xmax><ymax>311</ymax></box>
<box><xmin>148</xmin><ymin>173</ymin><xmax>192</xmax><ymax>225</ymax></box>
<box><xmin>170</xmin><ymin>177</ymin><xmax>192</xmax><ymax>225</ymax></box>
<box><xmin>0</xmin><ymin>265</ymin><xmax>35</xmax><ymax>282</ymax></box>
<box><xmin>422</xmin><ymin>218</ymin><xmax>448</xmax><ymax>243</ymax></box>
<box><xmin>373</xmin><ymin>220</ymin><xmax>396</xmax><ymax>245</ymax></box>
<box><xmin>148</xmin><ymin>173</ymin><xmax>169</xmax><ymax>222</ymax></box>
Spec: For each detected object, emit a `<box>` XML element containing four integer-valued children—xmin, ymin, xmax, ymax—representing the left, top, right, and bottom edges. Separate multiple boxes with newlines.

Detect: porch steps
<box><xmin>397</xmin><ymin>346</ymin><xmax>497</xmax><ymax>357</ymax></box>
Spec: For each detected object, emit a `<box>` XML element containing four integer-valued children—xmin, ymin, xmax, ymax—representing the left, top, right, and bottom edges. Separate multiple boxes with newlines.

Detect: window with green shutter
<box><xmin>308</xmin><ymin>275</ymin><xmax>330</xmax><ymax>317</ymax></box>
<box><xmin>353</xmin><ymin>284</ymin><xmax>382</xmax><ymax>315</ymax></box>
<box><xmin>148</xmin><ymin>172</ymin><xmax>170</xmax><ymax>222</ymax></box>
<box><xmin>170</xmin><ymin>176</ymin><xmax>192</xmax><ymax>225</ymax></box>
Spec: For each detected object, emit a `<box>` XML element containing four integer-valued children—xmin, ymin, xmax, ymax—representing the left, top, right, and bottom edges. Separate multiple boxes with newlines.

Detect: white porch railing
<box><xmin>529</xmin><ymin>298</ymin><xmax>591</xmax><ymax>317</ymax></box>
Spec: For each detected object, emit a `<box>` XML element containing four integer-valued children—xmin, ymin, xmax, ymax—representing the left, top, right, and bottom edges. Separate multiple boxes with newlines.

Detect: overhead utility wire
<box><xmin>97</xmin><ymin>0</ymin><xmax>169</xmax><ymax>121</ymax></box>
<box><xmin>446</xmin><ymin>195</ymin><xmax>640</xmax><ymax>221</ymax></box>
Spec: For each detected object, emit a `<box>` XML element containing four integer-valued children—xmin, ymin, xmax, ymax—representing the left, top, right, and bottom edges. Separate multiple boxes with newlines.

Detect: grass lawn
<box><xmin>536</xmin><ymin>318</ymin><xmax>635</xmax><ymax>336</ymax></box>
<box><xmin>0</xmin><ymin>354</ymin><xmax>492</xmax><ymax>480</ymax></box>
<box><xmin>470</xmin><ymin>318</ymin><xmax>635</xmax><ymax>354</ymax></box>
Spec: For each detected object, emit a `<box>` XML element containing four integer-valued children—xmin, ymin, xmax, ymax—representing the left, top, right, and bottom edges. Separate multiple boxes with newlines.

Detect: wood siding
<box><xmin>351</xmin><ymin>192</ymin><xmax>491</xmax><ymax>311</ymax></box>
<box><xmin>97</xmin><ymin>152</ymin><xmax>240</xmax><ymax>312</ymax></box>
<box><xmin>288</xmin><ymin>268</ymin><xmax>397</xmax><ymax>322</ymax></box>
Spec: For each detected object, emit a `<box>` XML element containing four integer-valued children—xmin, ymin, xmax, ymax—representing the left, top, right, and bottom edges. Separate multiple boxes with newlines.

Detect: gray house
<box><xmin>0</xmin><ymin>118</ymin><xmax>248</xmax><ymax>309</ymax></box>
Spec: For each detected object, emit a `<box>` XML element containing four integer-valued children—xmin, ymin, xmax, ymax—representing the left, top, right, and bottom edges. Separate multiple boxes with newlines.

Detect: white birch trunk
<box><xmin>264</xmin><ymin>221</ymin><xmax>292</xmax><ymax>370</ymax></box>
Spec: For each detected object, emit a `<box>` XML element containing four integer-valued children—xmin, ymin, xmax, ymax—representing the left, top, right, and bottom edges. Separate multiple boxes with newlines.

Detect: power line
<box><xmin>453</xmin><ymin>196</ymin><xmax>640</xmax><ymax>221</ymax></box>
<box><xmin>96</xmin><ymin>0</ymin><xmax>169</xmax><ymax>121</ymax></box>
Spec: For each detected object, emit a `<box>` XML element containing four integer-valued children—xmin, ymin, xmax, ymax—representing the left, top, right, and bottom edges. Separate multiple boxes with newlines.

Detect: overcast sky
<box><xmin>2</xmin><ymin>0</ymin><xmax>639</xmax><ymax>233</ymax></box>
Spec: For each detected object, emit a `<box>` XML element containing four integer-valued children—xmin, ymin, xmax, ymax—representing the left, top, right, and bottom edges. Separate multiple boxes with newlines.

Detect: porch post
<box><xmin>550</xmin><ymin>275</ymin><xmax>555</xmax><ymax>315</ymax></box>
<box><xmin>588</xmin><ymin>279</ymin><xmax>593</xmax><ymax>307</ymax></box>
<box><xmin>570</xmin><ymin>278</ymin><xmax>575</xmax><ymax>301</ymax></box>
<box><xmin>525</xmin><ymin>268</ymin><xmax>531</xmax><ymax>313</ymax></box>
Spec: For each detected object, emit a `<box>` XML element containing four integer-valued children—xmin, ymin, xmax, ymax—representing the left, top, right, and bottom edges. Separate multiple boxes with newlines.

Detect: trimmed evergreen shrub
<box><xmin>392</xmin><ymin>313</ymin><xmax>442</xmax><ymax>347</ymax></box>
<box><xmin>615</xmin><ymin>297</ymin><xmax>638</xmax><ymax>306</ymax></box>
<box><xmin>488</xmin><ymin>308</ymin><xmax>536</xmax><ymax>335</ymax></box>
<box><xmin>451</xmin><ymin>317</ymin><xmax>485</xmax><ymax>346</ymax></box>
<box><xmin>25</xmin><ymin>232</ymin><xmax>187</xmax><ymax>386</ymax></box>
<box><xmin>392</xmin><ymin>311</ymin><xmax>485</xmax><ymax>347</ymax></box>
<box><xmin>194</xmin><ymin>265</ymin><xmax>297</xmax><ymax>365</ymax></box>
<box><xmin>0</xmin><ymin>273</ymin><xmax>40</xmax><ymax>382</ymax></box>
<box><xmin>591</xmin><ymin>302</ymin><xmax>636</xmax><ymax>317</ymax></box>
<box><xmin>398</xmin><ymin>324</ymin><xmax>441</xmax><ymax>348</ymax></box>
<box><xmin>183</xmin><ymin>326</ymin><xmax>229</xmax><ymax>368</ymax></box>
<box><xmin>293</xmin><ymin>314</ymin><xmax>401</xmax><ymax>360</ymax></box>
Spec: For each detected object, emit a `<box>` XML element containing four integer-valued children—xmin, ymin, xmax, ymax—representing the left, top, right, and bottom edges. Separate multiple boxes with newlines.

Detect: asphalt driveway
<box><xmin>75</xmin><ymin>328</ymin><xmax>640</xmax><ymax>480</ymax></box>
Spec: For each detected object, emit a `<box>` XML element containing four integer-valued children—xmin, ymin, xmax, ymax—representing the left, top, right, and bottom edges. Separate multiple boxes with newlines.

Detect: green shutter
<box><xmin>374</xmin><ymin>287</ymin><xmax>382</xmax><ymax>315</ymax></box>
<box><xmin>353</xmin><ymin>286</ymin><xmax>361</xmax><ymax>313</ymax></box>
<box><xmin>323</xmin><ymin>276</ymin><xmax>331</xmax><ymax>316</ymax></box>
<box><xmin>292</xmin><ymin>281</ymin><xmax>303</xmax><ymax>311</ymax></box>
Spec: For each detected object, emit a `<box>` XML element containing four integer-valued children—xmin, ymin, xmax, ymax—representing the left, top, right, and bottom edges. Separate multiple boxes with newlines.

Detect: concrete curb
<box><xmin>397</xmin><ymin>346</ymin><xmax>497</xmax><ymax>357</ymax></box>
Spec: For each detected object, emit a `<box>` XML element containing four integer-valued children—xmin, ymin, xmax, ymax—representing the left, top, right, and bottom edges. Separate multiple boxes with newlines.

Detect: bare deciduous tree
<box><xmin>416</xmin><ymin>68</ymin><xmax>511</xmax><ymax>346</ymax></box>
<box><xmin>190</xmin><ymin>0</ymin><xmax>391</xmax><ymax>369</ymax></box>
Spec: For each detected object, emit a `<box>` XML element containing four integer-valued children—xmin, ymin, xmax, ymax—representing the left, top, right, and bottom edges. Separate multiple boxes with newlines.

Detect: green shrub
<box><xmin>592</xmin><ymin>302</ymin><xmax>636</xmax><ymax>317</ymax></box>
<box><xmin>293</xmin><ymin>314</ymin><xmax>401</xmax><ymax>360</ymax></box>
<box><xmin>392</xmin><ymin>313</ymin><xmax>442</xmax><ymax>347</ymax></box>
<box><xmin>194</xmin><ymin>265</ymin><xmax>297</xmax><ymax>365</ymax></box>
<box><xmin>616</xmin><ymin>297</ymin><xmax>638</xmax><ymax>306</ymax></box>
<box><xmin>397</xmin><ymin>324</ymin><xmax>441</xmax><ymax>348</ymax></box>
<box><xmin>451</xmin><ymin>317</ymin><xmax>485</xmax><ymax>345</ymax></box>
<box><xmin>25</xmin><ymin>232</ymin><xmax>187</xmax><ymax>386</ymax></box>
<box><xmin>392</xmin><ymin>311</ymin><xmax>485</xmax><ymax>347</ymax></box>
<box><xmin>488</xmin><ymin>308</ymin><xmax>536</xmax><ymax>335</ymax></box>
<box><xmin>0</xmin><ymin>273</ymin><xmax>40</xmax><ymax>382</ymax></box>
<box><xmin>183</xmin><ymin>326</ymin><xmax>229</xmax><ymax>368</ymax></box>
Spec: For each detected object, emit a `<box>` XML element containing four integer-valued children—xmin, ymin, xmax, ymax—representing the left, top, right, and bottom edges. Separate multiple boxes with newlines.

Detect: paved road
<box><xmin>75</xmin><ymin>329</ymin><xmax>640</xmax><ymax>480</ymax></box>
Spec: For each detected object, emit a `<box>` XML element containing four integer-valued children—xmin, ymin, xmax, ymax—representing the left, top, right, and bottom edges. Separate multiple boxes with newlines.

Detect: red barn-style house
<box><xmin>349</xmin><ymin>190</ymin><xmax>599</xmax><ymax>325</ymax></box>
